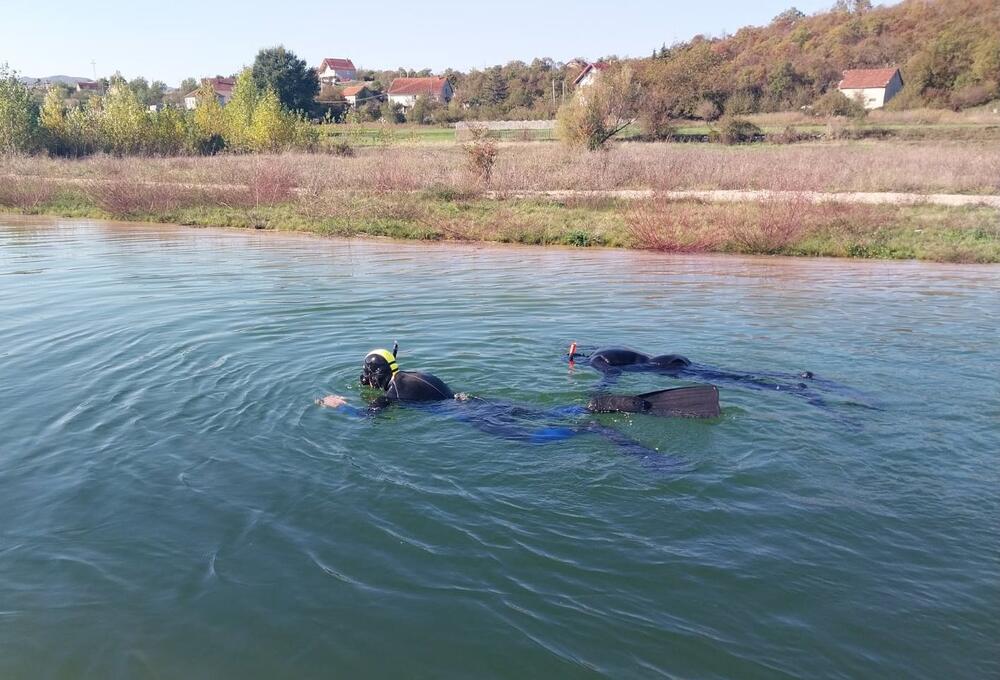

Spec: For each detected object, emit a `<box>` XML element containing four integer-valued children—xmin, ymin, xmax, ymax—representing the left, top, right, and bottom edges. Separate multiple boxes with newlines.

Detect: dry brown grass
<box><xmin>3</xmin><ymin>139</ymin><xmax>1000</xmax><ymax>197</ymax></box>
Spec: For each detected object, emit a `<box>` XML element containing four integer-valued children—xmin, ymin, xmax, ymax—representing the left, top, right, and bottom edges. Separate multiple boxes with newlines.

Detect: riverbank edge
<box><xmin>2</xmin><ymin>190</ymin><xmax>998</xmax><ymax>263</ymax></box>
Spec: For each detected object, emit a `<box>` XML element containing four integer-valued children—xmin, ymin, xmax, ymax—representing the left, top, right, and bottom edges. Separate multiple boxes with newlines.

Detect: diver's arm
<box><xmin>316</xmin><ymin>394</ymin><xmax>392</xmax><ymax>416</ymax></box>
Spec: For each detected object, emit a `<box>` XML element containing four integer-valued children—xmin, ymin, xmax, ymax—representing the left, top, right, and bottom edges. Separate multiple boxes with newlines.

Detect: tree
<box><xmin>380</xmin><ymin>100</ymin><xmax>404</xmax><ymax>124</ymax></box>
<box><xmin>39</xmin><ymin>86</ymin><xmax>69</xmax><ymax>154</ymax></box>
<box><xmin>250</xmin><ymin>46</ymin><xmax>319</xmax><ymax>114</ymax></box>
<box><xmin>0</xmin><ymin>64</ymin><xmax>39</xmax><ymax>153</ymax></box>
<box><xmin>99</xmin><ymin>83</ymin><xmax>148</xmax><ymax>155</ymax></box>
<box><xmin>192</xmin><ymin>81</ymin><xmax>226</xmax><ymax>152</ymax></box>
<box><xmin>557</xmin><ymin>64</ymin><xmax>641</xmax><ymax>150</ymax></box>
<box><xmin>484</xmin><ymin>67</ymin><xmax>509</xmax><ymax>106</ymax></box>
<box><xmin>773</xmin><ymin>7</ymin><xmax>805</xmax><ymax>25</ymax></box>
<box><xmin>407</xmin><ymin>95</ymin><xmax>441</xmax><ymax>124</ymax></box>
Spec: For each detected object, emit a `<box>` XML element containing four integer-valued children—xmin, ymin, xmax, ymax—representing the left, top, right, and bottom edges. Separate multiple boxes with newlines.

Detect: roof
<box><xmin>387</xmin><ymin>77</ymin><xmax>449</xmax><ymax>97</ymax></box>
<box><xmin>184</xmin><ymin>77</ymin><xmax>236</xmax><ymax>99</ymax></box>
<box><xmin>320</xmin><ymin>58</ymin><xmax>356</xmax><ymax>72</ymax></box>
<box><xmin>839</xmin><ymin>68</ymin><xmax>900</xmax><ymax>90</ymax></box>
<box><xmin>341</xmin><ymin>84</ymin><xmax>367</xmax><ymax>97</ymax></box>
<box><xmin>572</xmin><ymin>61</ymin><xmax>610</xmax><ymax>86</ymax></box>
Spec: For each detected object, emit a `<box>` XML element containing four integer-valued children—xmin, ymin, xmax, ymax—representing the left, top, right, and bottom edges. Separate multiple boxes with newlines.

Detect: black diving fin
<box><xmin>588</xmin><ymin>385</ymin><xmax>721</xmax><ymax>419</ymax></box>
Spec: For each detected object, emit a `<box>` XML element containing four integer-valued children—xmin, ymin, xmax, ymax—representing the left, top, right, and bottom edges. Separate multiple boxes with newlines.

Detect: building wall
<box><xmin>184</xmin><ymin>93</ymin><xmax>229</xmax><ymax>110</ymax></box>
<box><xmin>840</xmin><ymin>73</ymin><xmax>904</xmax><ymax>110</ymax></box>
<box><xmin>319</xmin><ymin>66</ymin><xmax>357</xmax><ymax>84</ymax></box>
<box><xmin>883</xmin><ymin>72</ymin><xmax>903</xmax><ymax>106</ymax></box>
<box><xmin>389</xmin><ymin>85</ymin><xmax>452</xmax><ymax>111</ymax></box>
<box><xmin>389</xmin><ymin>94</ymin><xmax>417</xmax><ymax>110</ymax></box>
<box><xmin>577</xmin><ymin>70</ymin><xmax>598</xmax><ymax>88</ymax></box>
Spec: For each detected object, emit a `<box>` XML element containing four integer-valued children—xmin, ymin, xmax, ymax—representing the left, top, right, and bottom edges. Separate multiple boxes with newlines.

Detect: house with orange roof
<box><xmin>340</xmin><ymin>83</ymin><xmax>375</xmax><ymax>108</ymax></box>
<box><xmin>838</xmin><ymin>68</ymin><xmax>903</xmax><ymax>110</ymax></box>
<box><xmin>386</xmin><ymin>77</ymin><xmax>453</xmax><ymax>111</ymax></box>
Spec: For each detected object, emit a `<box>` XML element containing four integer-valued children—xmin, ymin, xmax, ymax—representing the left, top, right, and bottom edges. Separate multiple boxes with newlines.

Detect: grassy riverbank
<box><xmin>2</xmin><ymin>143</ymin><xmax>998</xmax><ymax>262</ymax></box>
<box><xmin>3</xmin><ymin>183</ymin><xmax>998</xmax><ymax>263</ymax></box>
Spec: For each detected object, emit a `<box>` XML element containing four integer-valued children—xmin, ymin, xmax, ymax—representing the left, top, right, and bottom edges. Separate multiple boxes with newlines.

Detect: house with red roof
<box><xmin>838</xmin><ymin>68</ymin><xmax>903</xmax><ymax>110</ymax></box>
<box><xmin>183</xmin><ymin>77</ymin><xmax>236</xmax><ymax>110</ymax></box>
<box><xmin>386</xmin><ymin>77</ymin><xmax>453</xmax><ymax>111</ymax></box>
<box><xmin>573</xmin><ymin>62</ymin><xmax>610</xmax><ymax>89</ymax></box>
<box><xmin>318</xmin><ymin>58</ymin><xmax>357</xmax><ymax>85</ymax></box>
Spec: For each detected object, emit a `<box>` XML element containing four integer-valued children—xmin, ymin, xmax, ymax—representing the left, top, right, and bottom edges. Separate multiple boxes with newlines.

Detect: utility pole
<box><xmin>91</xmin><ymin>60</ymin><xmax>97</xmax><ymax>80</ymax></box>
<box><xmin>552</xmin><ymin>78</ymin><xmax>556</xmax><ymax>108</ymax></box>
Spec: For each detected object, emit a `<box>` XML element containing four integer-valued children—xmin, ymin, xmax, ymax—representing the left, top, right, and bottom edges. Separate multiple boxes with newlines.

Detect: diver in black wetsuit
<box><xmin>317</xmin><ymin>345</ymin><xmax>720</xmax><ymax>465</ymax></box>
<box><xmin>318</xmin><ymin>345</ymin><xmax>721</xmax><ymax>418</ymax></box>
<box><xmin>570</xmin><ymin>345</ymin><xmax>877</xmax><ymax>411</ymax></box>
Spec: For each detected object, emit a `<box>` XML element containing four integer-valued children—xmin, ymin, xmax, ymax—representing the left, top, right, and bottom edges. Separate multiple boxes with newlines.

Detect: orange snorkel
<box><xmin>568</xmin><ymin>342</ymin><xmax>578</xmax><ymax>365</ymax></box>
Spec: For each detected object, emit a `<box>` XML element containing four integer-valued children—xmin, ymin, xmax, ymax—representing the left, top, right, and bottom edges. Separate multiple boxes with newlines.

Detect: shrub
<box><xmin>146</xmin><ymin>107</ymin><xmax>189</xmax><ymax>155</ymax></box>
<box><xmin>85</xmin><ymin>174</ymin><xmax>199</xmax><ymax>216</ymax></box>
<box><xmin>231</xmin><ymin>157</ymin><xmax>299</xmax><ymax>207</ymax></box>
<box><xmin>719</xmin><ymin>198</ymin><xmax>809</xmax><ymax>253</ymax></box>
<box><xmin>712</xmin><ymin>118</ymin><xmax>762</xmax><ymax>145</ymax></box>
<box><xmin>625</xmin><ymin>197</ymin><xmax>722</xmax><ymax>252</ymax></box>
<box><xmin>949</xmin><ymin>84</ymin><xmax>997</xmax><ymax>111</ymax></box>
<box><xmin>0</xmin><ymin>177</ymin><xmax>56</xmax><ymax>210</ymax></box>
<box><xmin>326</xmin><ymin>139</ymin><xmax>355</xmax><ymax>156</ymax></box>
<box><xmin>766</xmin><ymin>125</ymin><xmax>817</xmax><ymax>144</ymax></box>
<box><xmin>694</xmin><ymin>98</ymin><xmax>722</xmax><ymax>121</ymax></box>
<box><xmin>462</xmin><ymin>126</ymin><xmax>499</xmax><ymax>187</ymax></box>
<box><xmin>813</xmin><ymin>89</ymin><xmax>866</xmax><ymax>118</ymax></box>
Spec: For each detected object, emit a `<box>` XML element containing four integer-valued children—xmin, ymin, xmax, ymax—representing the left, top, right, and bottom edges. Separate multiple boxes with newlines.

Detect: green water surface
<box><xmin>1</xmin><ymin>217</ymin><xmax>997</xmax><ymax>679</ymax></box>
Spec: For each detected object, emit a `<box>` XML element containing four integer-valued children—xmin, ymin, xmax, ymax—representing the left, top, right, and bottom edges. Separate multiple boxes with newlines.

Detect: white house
<box><xmin>317</xmin><ymin>58</ymin><xmax>357</xmax><ymax>85</ymax></box>
<box><xmin>838</xmin><ymin>68</ymin><xmax>904</xmax><ymax>110</ymax></box>
<box><xmin>183</xmin><ymin>77</ymin><xmax>235</xmax><ymax>110</ymax></box>
<box><xmin>573</xmin><ymin>61</ymin><xmax>609</xmax><ymax>89</ymax></box>
<box><xmin>386</xmin><ymin>77</ymin><xmax>453</xmax><ymax>111</ymax></box>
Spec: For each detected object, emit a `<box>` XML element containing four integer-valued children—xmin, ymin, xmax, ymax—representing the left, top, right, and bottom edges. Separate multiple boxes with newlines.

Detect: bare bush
<box><xmin>0</xmin><ymin>177</ymin><xmax>56</xmax><ymax>210</ymax></box>
<box><xmin>720</xmin><ymin>198</ymin><xmax>810</xmax><ymax>254</ymax></box>
<box><xmin>625</xmin><ymin>197</ymin><xmax>722</xmax><ymax>251</ymax></box>
<box><xmin>462</xmin><ymin>126</ymin><xmax>499</xmax><ymax>187</ymax></box>
<box><xmin>231</xmin><ymin>156</ymin><xmax>299</xmax><ymax>207</ymax></box>
<box><xmin>84</xmin><ymin>177</ymin><xmax>200</xmax><ymax>216</ymax></box>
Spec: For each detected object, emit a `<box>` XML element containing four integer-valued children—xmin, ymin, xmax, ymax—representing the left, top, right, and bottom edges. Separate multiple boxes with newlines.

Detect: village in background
<box><xmin>1</xmin><ymin>0</ymin><xmax>998</xmax><ymax>264</ymax></box>
<box><xmin>10</xmin><ymin>0</ymin><xmax>999</xmax><ymax>143</ymax></box>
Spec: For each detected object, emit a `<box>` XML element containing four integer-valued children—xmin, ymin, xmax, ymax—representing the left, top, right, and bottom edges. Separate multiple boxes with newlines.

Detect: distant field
<box><xmin>320</xmin><ymin>125</ymin><xmax>456</xmax><ymax>145</ymax></box>
<box><xmin>314</xmin><ymin>106</ymin><xmax>1000</xmax><ymax>147</ymax></box>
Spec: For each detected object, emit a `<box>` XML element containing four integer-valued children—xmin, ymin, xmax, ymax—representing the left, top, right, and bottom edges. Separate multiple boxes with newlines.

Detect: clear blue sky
<box><xmin>5</xmin><ymin>0</ymin><xmax>851</xmax><ymax>85</ymax></box>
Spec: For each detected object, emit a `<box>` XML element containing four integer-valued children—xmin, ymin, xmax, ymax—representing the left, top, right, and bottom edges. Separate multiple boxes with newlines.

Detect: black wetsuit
<box><xmin>581</xmin><ymin>347</ymin><xmax>876</xmax><ymax>413</ymax></box>
<box><xmin>341</xmin><ymin>368</ymin><xmax>701</xmax><ymax>469</ymax></box>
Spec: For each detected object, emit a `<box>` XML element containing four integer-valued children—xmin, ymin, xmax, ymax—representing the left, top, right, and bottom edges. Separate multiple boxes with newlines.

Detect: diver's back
<box><xmin>386</xmin><ymin>371</ymin><xmax>455</xmax><ymax>401</ymax></box>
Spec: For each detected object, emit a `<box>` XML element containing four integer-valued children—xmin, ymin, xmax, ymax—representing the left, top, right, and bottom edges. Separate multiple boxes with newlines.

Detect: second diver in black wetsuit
<box><xmin>317</xmin><ymin>345</ymin><xmax>721</xmax><ymax>463</ymax></box>
<box><xmin>569</xmin><ymin>345</ymin><xmax>874</xmax><ymax>411</ymax></box>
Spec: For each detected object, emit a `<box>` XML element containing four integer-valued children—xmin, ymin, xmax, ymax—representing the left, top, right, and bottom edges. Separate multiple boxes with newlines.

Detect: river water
<box><xmin>1</xmin><ymin>217</ymin><xmax>997</xmax><ymax>679</ymax></box>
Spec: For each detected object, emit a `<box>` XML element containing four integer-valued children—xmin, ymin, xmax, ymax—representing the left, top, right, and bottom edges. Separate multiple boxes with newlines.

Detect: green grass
<box><xmin>319</xmin><ymin>125</ymin><xmax>456</xmax><ymax>146</ymax></box>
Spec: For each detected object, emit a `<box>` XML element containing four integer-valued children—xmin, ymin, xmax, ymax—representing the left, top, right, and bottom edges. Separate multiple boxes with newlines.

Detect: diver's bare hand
<box><xmin>317</xmin><ymin>395</ymin><xmax>348</xmax><ymax>408</ymax></box>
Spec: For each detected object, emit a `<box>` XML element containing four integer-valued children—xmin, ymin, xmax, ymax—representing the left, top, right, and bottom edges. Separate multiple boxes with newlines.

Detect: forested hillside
<box><xmin>637</xmin><ymin>0</ymin><xmax>1000</xmax><ymax>119</ymax></box>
